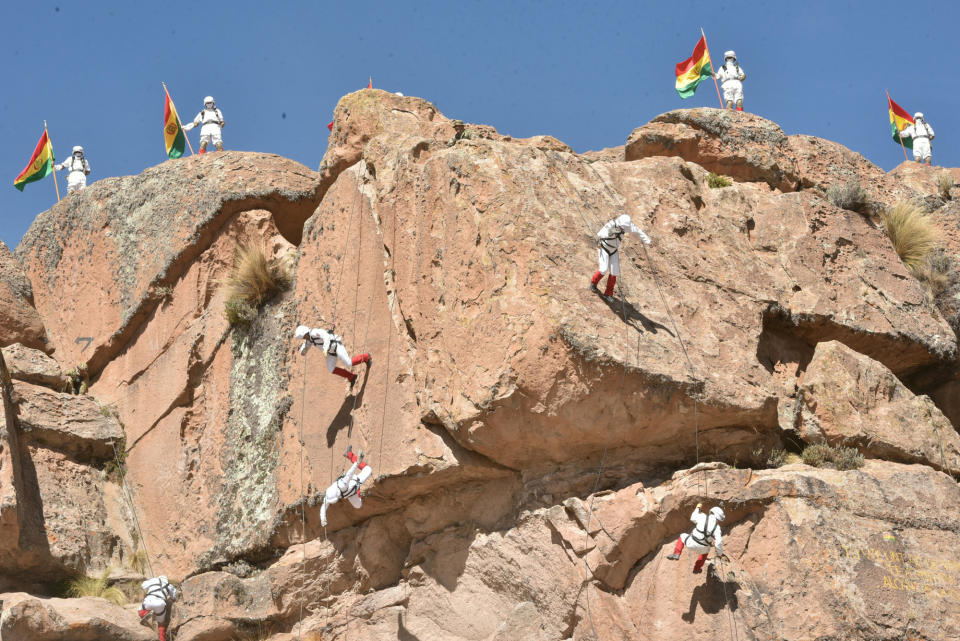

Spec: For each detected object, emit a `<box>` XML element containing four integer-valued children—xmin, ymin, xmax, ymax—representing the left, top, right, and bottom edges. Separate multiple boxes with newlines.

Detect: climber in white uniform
<box><xmin>589</xmin><ymin>214</ymin><xmax>651</xmax><ymax>299</ymax></box>
<box><xmin>715</xmin><ymin>51</ymin><xmax>746</xmax><ymax>111</ymax></box>
<box><xmin>182</xmin><ymin>96</ymin><xmax>225</xmax><ymax>153</ymax></box>
<box><xmin>667</xmin><ymin>504</ymin><xmax>727</xmax><ymax>573</ymax></box>
<box><xmin>320</xmin><ymin>446</ymin><xmax>373</xmax><ymax>527</ymax></box>
<box><xmin>137</xmin><ymin>575</ymin><xmax>178</xmax><ymax>641</ymax></box>
<box><xmin>900</xmin><ymin>112</ymin><xmax>935</xmax><ymax>165</ymax></box>
<box><xmin>295</xmin><ymin>325</ymin><xmax>371</xmax><ymax>389</ymax></box>
<box><xmin>54</xmin><ymin>146</ymin><xmax>90</xmax><ymax>193</ymax></box>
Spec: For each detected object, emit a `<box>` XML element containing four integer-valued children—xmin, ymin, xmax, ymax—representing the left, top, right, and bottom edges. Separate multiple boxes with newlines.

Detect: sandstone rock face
<box><xmin>1</xmin><ymin>343</ymin><xmax>66</xmax><ymax>389</ymax></box>
<box><xmin>0</xmin><ymin>592</ymin><xmax>154</xmax><ymax>641</ymax></box>
<box><xmin>15</xmin><ymin>152</ymin><xmax>321</xmax><ymax>373</ymax></box>
<box><xmin>796</xmin><ymin>340</ymin><xmax>960</xmax><ymax>474</ymax></box>
<box><xmin>0</xmin><ymin>240</ymin><xmax>47</xmax><ymax>351</ymax></box>
<box><xmin>6</xmin><ymin>92</ymin><xmax>960</xmax><ymax>641</ymax></box>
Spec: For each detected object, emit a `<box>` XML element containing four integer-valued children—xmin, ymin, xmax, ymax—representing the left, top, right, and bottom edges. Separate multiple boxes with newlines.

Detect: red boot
<box><xmin>603</xmin><ymin>275</ymin><xmax>617</xmax><ymax>297</ymax></box>
<box><xmin>735</xmin><ymin>106</ymin><xmax>743</xmax><ymax>112</ymax></box>
<box><xmin>352</xmin><ymin>353</ymin><xmax>371</xmax><ymax>366</ymax></box>
<box><xmin>693</xmin><ymin>553</ymin><xmax>708</xmax><ymax>573</ymax></box>
<box><xmin>590</xmin><ymin>271</ymin><xmax>603</xmax><ymax>292</ymax></box>
<box><xmin>157</xmin><ymin>625</ymin><xmax>167</xmax><ymax>641</ymax></box>
<box><xmin>345</xmin><ymin>449</ymin><xmax>368</xmax><ymax>469</ymax></box>
<box><xmin>667</xmin><ymin>536</ymin><xmax>684</xmax><ymax>560</ymax></box>
<box><xmin>332</xmin><ymin>367</ymin><xmax>353</xmax><ymax>381</ymax></box>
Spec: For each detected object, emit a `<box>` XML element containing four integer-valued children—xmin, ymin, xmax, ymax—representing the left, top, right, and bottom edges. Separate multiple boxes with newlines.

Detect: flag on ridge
<box><xmin>887</xmin><ymin>95</ymin><xmax>914</xmax><ymax>149</ymax></box>
<box><xmin>164</xmin><ymin>91</ymin><xmax>186</xmax><ymax>159</ymax></box>
<box><xmin>675</xmin><ymin>35</ymin><xmax>713</xmax><ymax>99</ymax></box>
<box><xmin>14</xmin><ymin>129</ymin><xmax>55</xmax><ymax>191</ymax></box>
<box><xmin>367</xmin><ymin>76</ymin><xmax>373</xmax><ymax>89</ymax></box>
<box><xmin>327</xmin><ymin>121</ymin><xmax>334</xmax><ymax>131</ymax></box>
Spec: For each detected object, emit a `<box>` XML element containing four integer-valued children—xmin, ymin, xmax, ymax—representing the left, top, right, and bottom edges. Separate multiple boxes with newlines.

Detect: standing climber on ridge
<box><xmin>667</xmin><ymin>503</ymin><xmax>728</xmax><ymax>573</ymax></box>
<box><xmin>900</xmin><ymin>112</ymin><xmax>935</xmax><ymax>165</ymax></box>
<box><xmin>295</xmin><ymin>324</ymin><xmax>371</xmax><ymax>389</ymax></box>
<box><xmin>320</xmin><ymin>445</ymin><xmax>373</xmax><ymax>527</ymax></box>
<box><xmin>137</xmin><ymin>575</ymin><xmax>178</xmax><ymax>641</ymax></box>
<box><xmin>54</xmin><ymin>146</ymin><xmax>90</xmax><ymax>193</ymax></box>
<box><xmin>715</xmin><ymin>51</ymin><xmax>746</xmax><ymax>111</ymax></box>
<box><xmin>589</xmin><ymin>214</ymin><xmax>651</xmax><ymax>299</ymax></box>
<box><xmin>182</xmin><ymin>96</ymin><xmax>225</xmax><ymax>153</ymax></box>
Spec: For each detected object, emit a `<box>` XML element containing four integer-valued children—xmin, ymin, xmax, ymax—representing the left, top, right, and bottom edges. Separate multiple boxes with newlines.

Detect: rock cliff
<box><xmin>2</xmin><ymin>90</ymin><xmax>959</xmax><ymax>641</ymax></box>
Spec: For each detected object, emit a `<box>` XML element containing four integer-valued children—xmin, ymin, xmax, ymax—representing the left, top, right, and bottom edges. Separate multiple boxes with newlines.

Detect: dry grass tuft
<box><xmin>67</xmin><ymin>567</ymin><xmax>126</xmax><ymax>605</ymax></box>
<box><xmin>826</xmin><ymin>180</ymin><xmax>868</xmax><ymax>213</ymax></box>
<box><xmin>801</xmin><ymin>442</ymin><xmax>864</xmax><ymax>471</ymax></box>
<box><xmin>881</xmin><ymin>202</ymin><xmax>940</xmax><ymax>270</ymax></box>
<box><xmin>707</xmin><ymin>172</ymin><xmax>732</xmax><ymax>188</ymax></box>
<box><xmin>222</xmin><ymin>244</ymin><xmax>293</xmax><ymax>326</ymax></box>
<box><xmin>938</xmin><ymin>173</ymin><xmax>954</xmax><ymax>200</ymax></box>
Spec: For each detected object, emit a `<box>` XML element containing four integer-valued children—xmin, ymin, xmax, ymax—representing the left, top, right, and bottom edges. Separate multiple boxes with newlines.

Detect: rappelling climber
<box><xmin>54</xmin><ymin>146</ymin><xmax>90</xmax><ymax>193</ymax></box>
<box><xmin>900</xmin><ymin>112</ymin><xmax>935</xmax><ymax>165</ymax></box>
<box><xmin>715</xmin><ymin>51</ymin><xmax>746</xmax><ymax>111</ymax></box>
<box><xmin>320</xmin><ymin>445</ymin><xmax>374</xmax><ymax>527</ymax></box>
<box><xmin>182</xmin><ymin>95</ymin><xmax>225</xmax><ymax>153</ymax></box>
<box><xmin>138</xmin><ymin>575</ymin><xmax>178</xmax><ymax>641</ymax></box>
<box><xmin>295</xmin><ymin>325</ymin><xmax>371</xmax><ymax>389</ymax></box>
<box><xmin>666</xmin><ymin>503</ymin><xmax>728</xmax><ymax>573</ymax></box>
<box><xmin>589</xmin><ymin>213</ymin><xmax>651</xmax><ymax>299</ymax></box>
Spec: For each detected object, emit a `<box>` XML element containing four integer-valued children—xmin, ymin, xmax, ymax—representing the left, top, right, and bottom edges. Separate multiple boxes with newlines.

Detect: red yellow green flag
<box><xmin>675</xmin><ymin>36</ymin><xmax>712</xmax><ymax>98</ymax></box>
<box><xmin>14</xmin><ymin>129</ymin><xmax>54</xmax><ymax>191</ymax></box>
<box><xmin>887</xmin><ymin>95</ymin><xmax>914</xmax><ymax>149</ymax></box>
<box><xmin>164</xmin><ymin>91</ymin><xmax>186</xmax><ymax>159</ymax></box>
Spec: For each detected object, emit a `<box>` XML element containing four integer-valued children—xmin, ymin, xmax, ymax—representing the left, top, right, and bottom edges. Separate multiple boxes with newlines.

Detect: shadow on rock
<box><xmin>398</xmin><ymin>610</ymin><xmax>422</xmax><ymax>641</ymax></box>
<box><xmin>681</xmin><ymin>564</ymin><xmax>740</xmax><ymax>623</ymax></box>
<box><xmin>602</xmin><ymin>294</ymin><xmax>673</xmax><ymax>336</ymax></box>
<box><xmin>325</xmin><ymin>370</ymin><xmax>371</xmax><ymax>447</ymax></box>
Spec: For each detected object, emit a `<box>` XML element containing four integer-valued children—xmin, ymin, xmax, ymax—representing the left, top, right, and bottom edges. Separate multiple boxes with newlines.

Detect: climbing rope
<box><xmin>297</xmin><ymin>348</ymin><xmax>309</xmax><ymax>641</ymax></box>
<box><xmin>110</xmin><ymin>439</ymin><xmax>154</xmax><ymax>578</ymax></box>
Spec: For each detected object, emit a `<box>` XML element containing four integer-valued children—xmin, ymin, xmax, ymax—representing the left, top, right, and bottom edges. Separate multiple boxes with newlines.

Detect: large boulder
<box><xmin>0</xmin><ymin>240</ymin><xmax>47</xmax><ymax>351</ymax></box>
<box><xmin>1</xmin><ymin>343</ymin><xmax>67</xmax><ymax>389</ymax></box>
<box><xmin>0</xmin><ymin>592</ymin><xmax>154</xmax><ymax>641</ymax></box>
<box><xmin>795</xmin><ymin>340</ymin><xmax>960</xmax><ymax>475</ymax></box>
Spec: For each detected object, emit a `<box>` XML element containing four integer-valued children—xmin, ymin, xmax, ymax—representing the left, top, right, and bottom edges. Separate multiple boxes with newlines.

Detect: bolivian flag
<box><xmin>887</xmin><ymin>95</ymin><xmax>914</xmax><ymax>149</ymax></box>
<box><xmin>14</xmin><ymin>129</ymin><xmax>54</xmax><ymax>191</ymax></box>
<box><xmin>164</xmin><ymin>92</ymin><xmax>186</xmax><ymax>159</ymax></box>
<box><xmin>675</xmin><ymin>36</ymin><xmax>712</xmax><ymax>98</ymax></box>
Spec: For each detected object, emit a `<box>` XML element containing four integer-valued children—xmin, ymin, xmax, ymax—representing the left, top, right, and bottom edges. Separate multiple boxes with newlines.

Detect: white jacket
<box><xmin>597</xmin><ymin>216</ymin><xmax>650</xmax><ymax>254</ymax></box>
<box><xmin>901</xmin><ymin>121</ymin><xmax>934</xmax><ymax>140</ymax></box>
<box><xmin>716</xmin><ymin>62</ymin><xmax>745</xmax><ymax>88</ymax></box>
<box><xmin>299</xmin><ymin>328</ymin><xmax>341</xmax><ymax>355</ymax></box>
<box><xmin>687</xmin><ymin>507</ymin><xmax>723</xmax><ymax>555</ymax></box>
<box><xmin>185</xmin><ymin>107</ymin><xmax>225</xmax><ymax>135</ymax></box>
<box><xmin>141</xmin><ymin>576</ymin><xmax>177</xmax><ymax>610</ymax></box>
<box><xmin>55</xmin><ymin>155</ymin><xmax>90</xmax><ymax>176</ymax></box>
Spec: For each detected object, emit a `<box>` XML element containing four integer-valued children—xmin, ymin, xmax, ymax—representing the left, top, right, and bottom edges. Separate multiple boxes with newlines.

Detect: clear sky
<box><xmin>2</xmin><ymin>0</ymin><xmax>957</xmax><ymax>248</ymax></box>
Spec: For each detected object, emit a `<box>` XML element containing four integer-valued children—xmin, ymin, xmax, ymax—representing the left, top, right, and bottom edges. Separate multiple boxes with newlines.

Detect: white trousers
<box><xmin>913</xmin><ymin>137</ymin><xmax>931</xmax><ymax>161</ymax></box>
<box><xmin>66</xmin><ymin>172</ymin><xmax>86</xmax><ymax>193</ymax></box>
<box><xmin>597</xmin><ymin>248</ymin><xmax>620</xmax><ymax>276</ymax></box>
<box><xmin>325</xmin><ymin>343</ymin><xmax>353</xmax><ymax>372</ymax></box>
<box><xmin>680</xmin><ymin>532</ymin><xmax>713</xmax><ymax>554</ymax></box>
<box><xmin>722</xmin><ymin>84</ymin><xmax>743</xmax><ymax>104</ymax></box>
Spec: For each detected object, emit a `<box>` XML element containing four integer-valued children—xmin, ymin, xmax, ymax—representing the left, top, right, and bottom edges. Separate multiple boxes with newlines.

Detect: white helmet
<box><xmin>914</xmin><ymin>112</ymin><xmax>924</xmax><ymax>120</ymax></box>
<box><xmin>724</xmin><ymin>50</ymin><xmax>736</xmax><ymax>60</ymax></box>
<box><xmin>710</xmin><ymin>506</ymin><xmax>726</xmax><ymax>522</ymax></box>
<box><xmin>204</xmin><ymin>96</ymin><xmax>215</xmax><ymax>106</ymax></box>
<box><xmin>72</xmin><ymin>145</ymin><xmax>83</xmax><ymax>154</ymax></box>
<box><xmin>615</xmin><ymin>214</ymin><xmax>632</xmax><ymax>228</ymax></box>
<box><xmin>294</xmin><ymin>325</ymin><xmax>310</xmax><ymax>340</ymax></box>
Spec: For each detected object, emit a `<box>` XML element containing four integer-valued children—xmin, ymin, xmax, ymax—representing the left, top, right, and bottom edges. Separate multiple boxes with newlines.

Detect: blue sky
<box><xmin>2</xmin><ymin>0</ymin><xmax>957</xmax><ymax>248</ymax></box>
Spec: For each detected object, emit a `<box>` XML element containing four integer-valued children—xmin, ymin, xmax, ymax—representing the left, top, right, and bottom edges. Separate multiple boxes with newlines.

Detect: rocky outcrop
<box><xmin>0</xmin><ymin>592</ymin><xmax>154</xmax><ymax>641</ymax></box>
<box><xmin>5</xmin><ymin>90</ymin><xmax>960</xmax><ymax>641</ymax></box>
<box><xmin>15</xmin><ymin>152</ymin><xmax>321</xmax><ymax>374</ymax></box>
<box><xmin>1</xmin><ymin>344</ymin><xmax>67</xmax><ymax>389</ymax></box>
<box><xmin>795</xmin><ymin>340</ymin><xmax>960</xmax><ymax>475</ymax></box>
<box><xmin>0</xmin><ymin>240</ymin><xmax>47</xmax><ymax>351</ymax></box>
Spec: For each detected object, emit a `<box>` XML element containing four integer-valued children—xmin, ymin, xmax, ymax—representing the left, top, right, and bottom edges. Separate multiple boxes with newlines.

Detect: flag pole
<box><xmin>886</xmin><ymin>90</ymin><xmax>910</xmax><ymax>163</ymax></box>
<box><xmin>45</xmin><ymin>121</ymin><xmax>61</xmax><ymax>203</ymax></box>
<box><xmin>701</xmin><ymin>28</ymin><xmax>726</xmax><ymax>109</ymax></box>
<box><xmin>162</xmin><ymin>82</ymin><xmax>195</xmax><ymax>156</ymax></box>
